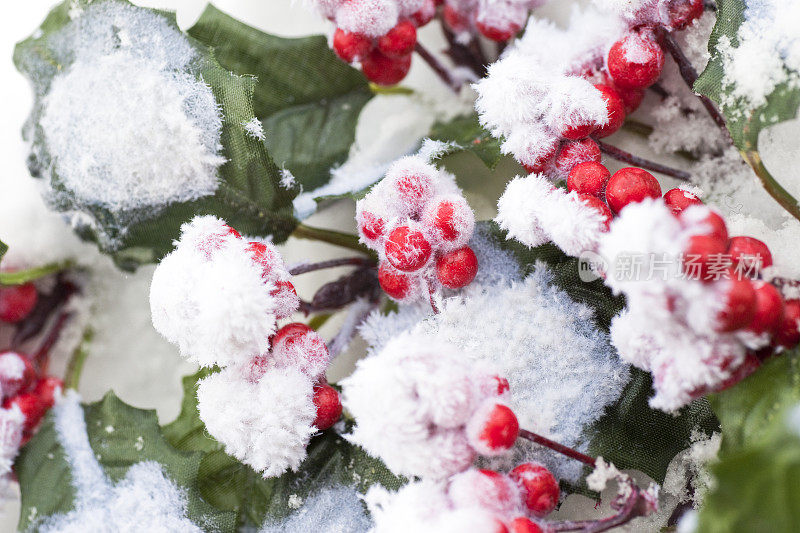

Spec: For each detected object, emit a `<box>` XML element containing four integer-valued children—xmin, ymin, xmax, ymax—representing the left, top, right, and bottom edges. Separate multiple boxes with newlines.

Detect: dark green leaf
<box><xmin>164</xmin><ymin>369</ymin><xmax>404</xmax><ymax>527</ymax></box>
<box><xmin>428</xmin><ymin>114</ymin><xmax>505</xmax><ymax>170</ymax></box>
<box><xmin>188</xmin><ymin>5</ymin><xmax>374</xmax><ymax>191</ymax></box>
<box><xmin>694</xmin><ymin>0</ymin><xmax>800</xmax><ymax>152</ymax></box>
<box><xmin>16</xmin><ymin>392</ymin><xmax>236</xmax><ymax>531</ymax></box>
<box><xmin>0</xmin><ymin>239</ymin><xmax>7</xmax><ymax>261</ymax></box>
<box><xmin>14</xmin><ymin>0</ymin><xmax>298</xmax><ymax>270</ymax></box>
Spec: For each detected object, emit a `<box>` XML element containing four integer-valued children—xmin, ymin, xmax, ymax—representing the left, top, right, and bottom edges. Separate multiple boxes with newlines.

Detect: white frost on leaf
<box><xmin>37</xmin><ymin>391</ymin><xmax>202</xmax><ymax>532</ymax></box>
<box><xmin>0</xmin><ymin>406</ymin><xmax>25</xmax><ymax>489</ymax></box>
<box><xmin>260</xmin><ymin>485</ymin><xmax>372</xmax><ymax>532</ymax></box>
<box><xmin>243</xmin><ymin>117</ymin><xmax>266</xmax><ymax>141</ymax></box>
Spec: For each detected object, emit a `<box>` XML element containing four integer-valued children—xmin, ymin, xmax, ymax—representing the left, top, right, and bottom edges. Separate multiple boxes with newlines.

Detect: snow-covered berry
<box><xmin>0</xmin><ymin>352</ymin><xmax>35</xmax><ymax>399</ymax></box>
<box><xmin>312</xmin><ymin>383</ymin><xmax>342</xmax><ymax>430</ymax></box>
<box><xmin>0</xmin><ymin>283</ymin><xmax>38</xmax><ymax>324</ymax></box>
<box><xmin>3</xmin><ymin>393</ymin><xmax>43</xmax><ymax>434</ymax></box>
<box><xmin>423</xmin><ymin>196</ymin><xmax>475</xmax><ymax>247</ymax></box>
<box><xmin>663</xmin><ymin>188</ymin><xmax>703</xmax><ymax>214</ymax></box>
<box><xmin>436</xmin><ymin>247</ymin><xmax>479</xmax><ymax>289</ymax></box>
<box><xmin>448</xmin><ymin>469</ymin><xmax>523</xmax><ymax>516</ymax></box>
<box><xmin>385</xmin><ymin>225</ymin><xmax>433</xmax><ymax>272</ymax></box>
<box><xmin>667</xmin><ymin>0</ymin><xmax>704</xmax><ymax>29</ymax></box>
<box><xmin>576</xmin><ymin>194</ymin><xmax>614</xmax><ymax>231</ymax></box>
<box><xmin>377</xmin><ymin>20</ymin><xmax>417</xmax><ymax>58</ymax></box>
<box><xmin>727</xmin><ymin>236</ymin><xmax>773</xmax><ymax>276</ymax></box>
<box><xmin>715</xmin><ymin>278</ymin><xmax>756</xmax><ymax>333</ymax></box>
<box><xmin>332</xmin><ymin>28</ymin><xmax>372</xmax><ymax>62</ymax></box>
<box><xmin>567</xmin><ymin>161</ymin><xmax>611</xmax><ymax>198</ymax></box>
<box><xmin>509</xmin><ymin>462</ymin><xmax>560</xmax><ymax>517</ymax></box>
<box><xmin>554</xmin><ymin>139</ymin><xmax>602</xmax><ymax>177</ymax></box>
<box><xmin>747</xmin><ymin>281</ymin><xmax>784</xmax><ymax>336</ymax></box>
<box><xmin>270</xmin><ymin>322</ymin><xmax>331</xmax><ymax>378</ymax></box>
<box><xmin>509</xmin><ymin>517</ymin><xmax>544</xmax><ymax>533</ymax></box>
<box><xmin>466</xmin><ymin>401</ymin><xmax>520</xmax><ymax>456</ymax></box>
<box><xmin>607</xmin><ymin>31</ymin><xmax>665</xmax><ymax>90</ymax></box>
<box><xmin>378</xmin><ymin>262</ymin><xmax>413</xmax><ymax>300</ymax></box>
<box><xmin>683</xmin><ymin>234</ymin><xmax>728</xmax><ymax>283</ymax></box>
<box><xmin>605</xmin><ymin>167</ymin><xmax>662</xmax><ymax>213</ymax></box>
<box><xmin>592</xmin><ymin>84</ymin><xmax>626</xmax><ymax>138</ymax></box>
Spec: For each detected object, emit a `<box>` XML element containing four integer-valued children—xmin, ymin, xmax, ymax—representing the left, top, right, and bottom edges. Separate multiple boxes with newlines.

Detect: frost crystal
<box><xmin>260</xmin><ymin>485</ymin><xmax>371</xmax><ymax>532</ymax></box>
<box><xmin>0</xmin><ymin>406</ymin><xmax>25</xmax><ymax>484</ymax></box>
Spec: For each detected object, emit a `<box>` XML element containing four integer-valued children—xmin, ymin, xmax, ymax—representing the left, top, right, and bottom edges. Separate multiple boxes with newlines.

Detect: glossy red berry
<box><xmin>687</xmin><ymin>210</ymin><xmax>729</xmax><ymax>243</ymax></box>
<box><xmin>378</xmin><ymin>263</ymin><xmax>412</xmax><ymax>299</ymax></box>
<box><xmin>715</xmin><ymin>278</ymin><xmax>757</xmax><ymax>332</ymax></box>
<box><xmin>0</xmin><ymin>283</ymin><xmax>38</xmax><ymax>324</ymax></box>
<box><xmin>567</xmin><ymin>161</ymin><xmax>611</xmax><ymax>198</ymax></box>
<box><xmin>436</xmin><ymin>246</ymin><xmax>478</xmax><ymax>289</ymax></box>
<box><xmin>521</xmin><ymin>145</ymin><xmax>559</xmax><ymax>174</ymax></box>
<box><xmin>272</xmin><ymin>322</ymin><xmax>313</xmax><ymax>347</ymax></box>
<box><xmin>3</xmin><ymin>392</ymin><xmax>44</xmax><ymax>433</ymax></box>
<box><xmin>683</xmin><ymin>234</ymin><xmax>728</xmax><ymax>283</ymax></box>
<box><xmin>475</xmin><ymin>16</ymin><xmax>521</xmax><ymax>42</ymax></box>
<box><xmin>668</xmin><ymin>0</ymin><xmax>704</xmax><ymax>29</ymax></box>
<box><xmin>312</xmin><ymin>383</ymin><xmax>342</xmax><ymax>430</ymax></box>
<box><xmin>728</xmin><ymin>236</ymin><xmax>773</xmax><ymax>276</ymax></box>
<box><xmin>607</xmin><ymin>32</ymin><xmax>665</xmax><ymax>90</ymax></box>
<box><xmin>361</xmin><ymin>49</ymin><xmax>412</xmax><ymax>86</ymax></box>
<box><xmin>385</xmin><ymin>226</ymin><xmax>432</xmax><ymax>272</ymax></box>
<box><xmin>747</xmin><ymin>281</ymin><xmax>784</xmax><ymax>336</ymax></box>
<box><xmin>509</xmin><ymin>517</ymin><xmax>544</xmax><ymax>533</ymax></box>
<box><xmin>775</xmin><ymin>299</ymin><xmax>800</xmax><ymax>348</ymax></box>
<box><xmin>359</xmin><ymin>211</ymin><xmax>386</xmax><ymax>242</ymax></box>
<box><xmin>472</xmin><ymin>403</ymin><xmax>519</xmax><ymax>452</ymax></box>
<box><xmin>592</xmin><ymin>84</ymin><xmax>626</xmax><ymax>138</ymax></box>
<box><xmin>576</xmin><ymin>194</ymin><xmax>614</xmax><ymax>231</ymax></box>
<box><xmin>663</xmin><ymin>188</ymin><xmax>703</xmax><ymax>215</ymax></box>
<box><xmin>553</xmin><ymin>139</ymin><xmax>602</xmax><ymax>177</ymax></box>
<box><xmin>562</xmin><ymin>122</ymin><xmax>595</xmax><ymax>141</ymax></box>
<box><xmin>378</xmin><ymin>21</ymin><xmax>417</xmax><ymax>58</ymax></box>
<box><xmin>510</xmin><ymin>462</ymin><xmax>560</xmax><ymax>517</ymax></box>
<box><xmin>615</xmin><ymin>85</ymin><xmax>645</xmax><ymax>113</ymax></box>
<box><xmin>33</xmin><ymin>377</ymin><xmax>63</xmax><ymax>411</ymax></box>
<box><xmin>332</xmin><ymin>28</ymin><xmax>372</xmax><ymax>63</ymax></box>
<box><xmin>605</xmin><ymin>168</ymin><xmax>662</xmax><ymax>213</ymax></box>
<box><xmin>0</xmin><ymin>351</ymin><xmax>36</xmax><ymax>397</ymax></box>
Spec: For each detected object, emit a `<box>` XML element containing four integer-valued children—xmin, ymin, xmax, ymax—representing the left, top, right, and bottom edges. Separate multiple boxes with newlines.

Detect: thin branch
<box><xmin>425</xmin><ymin>279</ymin><xmax>440</xmax><ymax>314</ymax></box>
<box><xmin>415</xmin><ymin>42</ymin><xmax>461</xmax><ymax>92</ymax></box>
<box><xmin>741</xmin><ymin>150</ymin><xmax>800</xmax><ymax>222</ymax></box>
<box><xmin>289</xmin><ymin>257</ymin><xmax>376</xmax><ymax>276</ymax></box>
<box><xmin>596</xmin><ymin>140</ymin><xmax>691</xmax><ymax>181</ymax></box>
<box><xmin>292</xmin><ymin>223</ymin><xmax>375</xmax><ymax>257</ymax></box>
<box><xmin>33</xmin><ymin>311</ymin><xmax>72</xmax><ymax>373</ymax></box>
<box><xmin>327</xmin><ymin>298</ymin><xmax>376</xmax><ymax>358</ymax></box>
<box><xmin>518</xmin><ymin>429</ymin><xmax>596</xmax><ymax>466</ymax></box>
<box><xmin>440</xmin><ymin>22</ymin><xmax>486</xmax><ymax>78</ymax></box>
<box><xmin>65</xmin><ymin>328</ymin><xmax>93</xmax><ymax>391</ymax></box>
<box><xmin>0</xmin><ymin>261</ymin><xmax>74</xmax><ymax>286</ymax></box>
<box><xmin>549</xmin><ymin>485</ymin><xmax>653</xmax><ymax>532</ymax></box>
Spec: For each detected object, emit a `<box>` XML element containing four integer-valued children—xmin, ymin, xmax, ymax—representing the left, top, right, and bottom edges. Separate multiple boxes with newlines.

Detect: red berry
<box><xmin>409</xmin><ymin>0</ymin><xmax>437</xmax><ymax>27</ymax></box>
<box><xmin>246</xmin><ymin>242</ymin><xmax>278</xmax><ymax>277</ymax></box>
<box><xmin>271</xmin><ymin>323</ymin><xmax>329</xmax><ymax>376</ymax></box>
<box><xmin>378</xmin><ymin>262</ymin><xmax>412</xmax><ymax>299</ymax></box>
<box><xmin>449</xmin><ymin>469</ymin><xmax>521</xmax><ymax>514</ymax></box>
<box><xmin>494</xmin><ymin>376</ymin><xmax>510</xmax><ymax>395</ymax></box>
<box><xmin>509</xmin><ymin>517</ymin><xmax>543</xmax><ymax>533</ymax></box>
<box><xmin>359</xmin><ymin>211</ymin><xmax>386</xmax><ymax>242</ymax></box>
<box><xmin>378</xmin><ymin>21</ymin><xmax>417</xmax><ymax>58</ymax></box>
<box><xmin>685</xmin><ymin>210</ymin><xmax>729</xmax><ymax>243</ymax></box>
<box><xmin>33</xmin><ymin>377</ymin><xmax>63</xmax><ymax>411</ymax></box>
<box><xmin>713</xmin><ymin>353</ymin><xmax>761</xmax><ymax>392</ymax></box>
<box><xmin>436</xmin><ymin>246</ymin><xmax>478</xmax><ymax>289</ymax></box>
<box><xmin>0</xmin><ymin>351</ymin><xmax>36</xmax><ymax>398</ymax></box>
<box><xmin>510</xmin><ymin>462</ymin><xmax>560</xmax><ymax>517</ymax></box>
<box><xmin>553</xmin><ymin>139</ymin><xmax>601</xmax><ymax>177</ymax></box>
<box><xmin>567</xmin><ymin>161</ymin><xmax>611</xmax><ymax>198</ymax></box>
<box><xmin>615</xmin><ymin>85</ymin><xmax>645</xmax><ymax>113</ymax></box>
<box><xmin>270</xmin><ymin>280</ymin><xmax>299</xmax><ymax>318</ymax></box>
<box><xmin>592</xmin><ymin>84</ymin><xmax>626</xmax><ymax>138</ymax></box>
<box><xmin>0</xmin><ymin>283</ymin><xmax>38</xmax><ymax>324</ymax></box>
<box><xmin>224</xmin><ymin>225</ymin><xmax>241</xmax><ymax>239</ymax></box>
<box><xmin>683</xmin><ymin>234</ymin><xmax>729</xmax><ymax>283</ymax></box>
<box><xmin>668</xmin><ymin>0</ymin><xmax>704</xmax><ymax>29</ymax></box>
<box><xmin>747</xmin><ymin>281</ymin><xmax>784</xmax><ymax>336</ymax></box>
<box><xmin>715</xmin><ymin>278</ymin><xmax>756</xmax><ymax>332</ymax></box>
<box><xmin>576</xmin><ymin>194</ymin><xmax>614</xmax><ymax>231</ymax></box>
<box><xmin>663</xmin><ymin>188</ymin><xmax>703</xmax><ymax>215</ymax></box>
<box><xmin>521</xmin><ymin>145</ymin><xmax>559</xmax><ymax>174</ymax></box>
<box><xmin>476</xmin><ymin>19</ymin><xmax>521</xmax><ymax>42</ymax></box>
<box><xmin>605</xmin><ymin>168</ymin><xmax>662</xmax><ymax>213</ymax></box>
<box><xmin>272</xmin><ymin>322</ymin><xmax>313</xmax><ymax>347</ymax></box>
<box><xmin>4</xmin><ymin>392</ymin><xmax>44</xmax><ymax>433</ymax></box>
<box><xmin>394</xmin><ymin>173</ymin><xmax>435</xmax><ymax>214</ymax></box>
<box><xmin>431</xmin><ymin>201</ymin><xmax>459</xmax><ymax>241</ymax></box>
<box><xmin>607</xmin><ymin>32</ymin><xmax>665</xmax><ymax>90</ymax></box>
<box><xmin>728</xmin><ymin>236</ymin><xmax>773</xmax><ymax>277</ymax></box>
<box><xmin>332</xmin><ymin>28</ymin><xmax>373</xmax><ymax>63</ymax></box>
<box><xmin>443</xmin><ymin>4</ymin><xmax>470</xmax><ymax>33</ymax></box>
<box><xmin>312</xmin><ymin>384</ymin><xmax>342</xmax><ymax>430</ymax></box>
<box><xmin>385</xmin><ymin>226</ymin><xmax>432</xmax><ymax>272</ymax></box>
<box><xmin>775</xmin><ymin>299</ymin><xmax>800</xmax><ymax>348</ymax></box>
<box><xmin>361</xmin><ymin>49</ymin><xmax>412</xmax><ymax>86</ymax></box>
<box><xmin>562</xmin><ymin>122</ymin><xmax>595</xmax><ymax>141</ymax></box>
<box><xmin>472</xmin><ymin>403</ymin><xmax>519</xmax><ymax>452</ymax></box>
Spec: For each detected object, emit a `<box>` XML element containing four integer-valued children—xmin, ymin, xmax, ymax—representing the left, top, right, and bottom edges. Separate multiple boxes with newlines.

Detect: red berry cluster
<box><xmin>0</xmin><ymin>350</ymin><xmax>62</xmax><ymax>443</ymax></box>
<box><xmin>442</xmin><ymin>0</ymin><xmax>536</xmax><ymax>42</ymax></box>
<box><xmin>332</xmin><ymin>3</ymin><xmax>437</xmax><ymax>85</ymax></box>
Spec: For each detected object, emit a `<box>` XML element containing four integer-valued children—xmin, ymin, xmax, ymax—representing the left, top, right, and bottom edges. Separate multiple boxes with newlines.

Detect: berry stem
<box><xmin>327</xmin><ymin>297</ymin><xmax>377</xmax><ymax>358</ymax></box>
<box><xmin>0</xmin><ymin>261</ymin><xmax>74</xmax><ymax>286</ymax></box>
<box><xmin>657</xmin><ymin>28</ymin><xmax>732</xmax><ymax>141</ymax></box>
<box><xmin>33</xmin><ymin>311</ymin><xmax>72</xmax><ymax>373</ymax></box>
<box><xmin>369</xmin><ymin>83</ymin><xmax>415</xmax><ymax>95</ymax></box>
<box><xmin>425</xmin><ymin>279</ymin><xmax>440</xmax><ymax>314</ymax></box>
<box><xmin>741</xmin><ymin>150</ymin><xmax>800</xmax><ymax>222</ymax></box>
<box><xmin>289</xmin><ymin>257</ymin><xmax>376</xmax><ymax>276</ymax></box>
<box><xmin>414</xmin><ymin>42</ymin><xmax>461</xmax><ymax>92</ymax></box>
<box><xmin>518</xmin><ymin>429</ymin><xmax>596</xmax><ymax>466</ymax></box>
<box><xmin>64</xmin><ymin>328</ymin><xmax>93</xmax><ymax>391</ymax></box>
<box><xmin>440</xmin><ymin>22</ymin><xmax>487</xmax><ymax>78</ymax></box>
<box><xmin>548</xmin><ymin>485</ymin><xmax>652</xmax><ymax>532</ymax></box>
<box><xmin>292</xmin><ymin>223</ymin><xmax>376</xmax><ymax>258</ymax></box>
<box><xmin>595</xmin><ymin>140</ymin><xmax>691</xmax><ymax>181</ymax></box>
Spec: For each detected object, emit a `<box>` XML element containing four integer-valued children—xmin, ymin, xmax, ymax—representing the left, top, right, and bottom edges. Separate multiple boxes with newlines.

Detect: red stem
<box><xmin>549</xmin><ymin>486</ymin><xmax>650</xmax><ymax>532</ymax></box>
<box><xmin>518</xmin><ymin>429</ymin><xmax>596</xmax><ymax>466</ymax></box>
<box><xmin>595</xmin><ymin>140</ymin><xmax>691</xmax><ymax>181</ymax></box>
<box><xmin>289</xmin><ymin>257</ymin><xmax>375</xmax><ymax>276</ymax></box>
<box><xmin>33</xmin><ymin>311</ymin><xmax>72</xmax><ymax>373</ymax></box>
<box><xmin>415</xmin><ymin>42</ymin><xmax>461</xmax><ymax>92</ymax></box>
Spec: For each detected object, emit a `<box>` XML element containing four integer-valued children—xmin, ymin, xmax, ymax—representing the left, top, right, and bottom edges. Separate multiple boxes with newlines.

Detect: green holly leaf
<box><xmin>14</xmin><ymin>0</ymin><xmax>298</xmax><ymax>271</ymax></box>
<box><xmin>187</xmin><ymin>4</ymin><xmax>374</xmax><ymax>192</ymax></box>
<box><xmin>428</xmin><ymin>114</ymin><xmax>505</xmax><ymax>170</ymax></box>
<box><xmin>697</xmin><ymin>354</ymin><xmax>800</xmax><ymax>533</ymax></box>
<box><xmin>0</xmin><ymin>239</ymin><xmax>7</xmax><ymax>262</ymax></box>
<box><xmin>15</xmin><ymin>392</ymin><xmax>236</xmax><ymax>531</ymax></box>
<box><xmin>163</xmin><ymin>369</ymin><xmax>404</xmax><ymax>528</ymax></box>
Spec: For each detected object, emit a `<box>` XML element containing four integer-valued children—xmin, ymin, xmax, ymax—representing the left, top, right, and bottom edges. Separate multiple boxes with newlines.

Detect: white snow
<box><xmin>259</xmin><ymin>485</ymin><xmax>371</xmax><ymax>532</ymax></box>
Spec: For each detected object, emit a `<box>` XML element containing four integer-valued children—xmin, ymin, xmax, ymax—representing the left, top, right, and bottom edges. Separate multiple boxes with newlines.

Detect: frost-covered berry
<box><xmin>592</xmin><ymin>84</ymin><xmax>626</xmax><ymax>138</ymax></box>
<box><xmin>467</xmin><ymin>402</ymin><xmax>519</xmax><ymax>455</ymax></box>
<box><xmin>561</xmin><ymin>121</ymin><xmax>595</xmax><ymax>141</ymax></box>
<box><xmin>475</xmin><ymin>17</ymin><xmax>522</xmax><ymax>42</ymax></box>
<box><xmin>683</xmin><ymin>234</ymin><xmax>728</xmax><ymax>283</ymax></box>
<box><xmin>271</xmin><ymin>322</ymin><xmax>331</xmax><ymax>378</ymax></box>
<box><xmin>385</xmin><ymin>225</ymin><xmax>433</xmax><ymax>272</ymax></box>
<box><xmin>605</xmin><ymin>168</ymin><xmax>662</xmax><ymax>213</ymax></box>
<box><xmin>509</xmin><ymin>462</ymin><xmax>560</xmax><ymax>517</ymax></box>
<box><xmin>615</xmin><ymin>85</ymin><xmax>645</xmax><ymax>114</ymax></box>
<box><xmin>0</xmin><ymin>352</ymin><xmax>35</xmax><ymax>399</ymax></box>
<box><xmin>378</xmin><ymin>262</ymin><xmax>412</xmax><ymax>300</ymax></box>
<box><xmin>359</xmin><ymin>211</ymin><xmax>386</xmax><ymax>243</ymax></box>
<box><xmin>567</xmin><ymin>161</ymin><xmax>610</xmax><ymax>198</ymax></box>
<box><xmin>607</xmin><ymin>32</ymin><xmax>665</xmax><ymax>90</ymax></box>
<box><xmin>553</xmin><ymin>139</ymin><xmax>601</xmax><ymax>177</ymax></box>
<box><xmin>715</xmin><ymin>278</ymin><xmax>756</xmax><ymax>333</ymax></box>
<box><xmin>0</xmin><ymin>283</ymin><xmax>38</xmax><ymax>323</ymax></box>
<box><xmin>312</xmin><ymin>383</ymin><xmax>342</xmax><ymax>430</ymax></box>
<box><xmin>576</xmin><ymin>194</ymin><xmax>613</xmax><ymax>231</ymax></box>
<box><xmin>409</xmin><ymin>0</ymin><xmax>437</xmax><ymax>27</ymax></box>
<box><xmin>443</xmin><ymin>4</ymin><xmax>470</xmax><ymax>33</ymax></box>
<box><xmin>686</xmin><ymin>209</ymin><xmax>729</xmax><ymax>243</ymax></box>
<box><xmin>377</xmin><ymin>20</ymin><xmax>417</xmax><ymax>58</ymax></box>
<box><xmin>33</xmin><ymin>377</ymin><xmax>62</xmax><ymax>412</ymax></box>
<box><xmin>509</xmin><ymin>517</ymin><xmax>543</xmax><ymax>533</ymax></box>
<box><xmin>521</xmin><ymin>145</ymin><xmax>559</xmax><ymax>175</ymax></box>
<box><xmin>246</xmin><ymin>241</ymin><xmax>279</xmax><ymax>277</ymax></box>
<box><xmin>747</xmin><ymin>281</ymin><xmax>784</xmax><ymax>336</ymax></box>
<box><xmin>332</xmin><ymin>28</ymin><xmax>372</xmax><ymax>63</ymax></box>
<box><xmin>728</xmin><ymin>236</ymin><xmax>773</xmax><ymax>275</ymax></box>
<box><xmin>436</xmin><ymin>247</ymin><xmax>479</xmax><ymax>289</ymax></box>
<box><xmin>448</xmin><ymin>469</ymin><xmax>523</xmax><ymax>516</ymax></box>
<box><xmin>392</xmin><ymin>172</ymin><xmax>436</xmax><ymax>215</ymax></box>
<box><xmin>663</xmin><ymin>188</ymin><xmax>703</xmax><ymax>214</ymax></box>
<box><xmin>667</xmin><ymin>0</ymin><xmax>704</xmax><ymax>29</ymax></box>
<box><xmin>423</xmin><ymin>196</ymin><xmax>475</xmax><ymax>247</ymax></box>
<box><xmin>361</xmin><ymin>49</ymin><xmax>412</xmax><ymax>85</ymax></box>
<box><xmin>775</xmin><ymin>300</ymin><xmax>800</xmax><ymax>348</ymax></box>
<box><xmin>3</xmin><ymin>393</ymin><xmax>43</xmax><ymax>433</ymax></box>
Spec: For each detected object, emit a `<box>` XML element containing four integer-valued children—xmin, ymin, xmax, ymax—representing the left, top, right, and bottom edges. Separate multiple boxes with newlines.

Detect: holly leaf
<box><xmin>187</xmin><ymin>4</ymin><xmax>374</xmax><ymax>192</ymax></box>
<box><xmin>14</xmin><ymin>0</ymin><xmax>298</xmax><ymax>271</ymax></box>
<box><xmin>428</xmin><ymin>114</ymin><xmax>505</xmax><ymax>170</ymax></box>
<box><xmin>694</xmin><ymin>0</ymin><xmax>800</xmax><ymax>153</ymax></box>
<box><xmin>163</xmin><ymin>369</ymin><xmax>404</xmax><ymax>528</ymax></box>
<box><xmin>698</xmin><ymin>353</ymin><xmax>800</xmax><ymax>533</ymax></box>
<box><xmin>15</xmin><ymin>392</ymin><xmax>236</xmax><ymax>532</ymax></box>
<box><xmin>0</xmin><ymin>239</ymin><xmax>7</xmax><ymax>262</ymax></box>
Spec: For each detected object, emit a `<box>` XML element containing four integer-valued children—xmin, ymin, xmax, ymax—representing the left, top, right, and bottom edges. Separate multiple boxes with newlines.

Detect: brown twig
<box><xmin>415</xmin><ymin>42</ymin><xmax>462</xmax><ymax>92</ymax></box>
<box><xmin>595</xmin><ymin>140</ymin><xmax>692</xmax><ymax>180</ymax></box>
<box><xmin>440</xmin><ymin>22</ymin><xmax>487</xmax><ymax>78</ymax></box>
<box><xmin>518</xmin><ymin>429</ymin><xmax>596</xmax><ymax>466</ymax></box>
<box><xmin>33</xmin><ymin>311</ymin><xmax>72</xmax><ymax>374</ymax></box>
<box><xmin>549</xmin><ymin>484</ymin><xmax>655</xmax><ymax>532</ymax></box>
<box><xmin>289</xmin><ymin>257</ymin><xmax>376</xmax><ymax>276</ymax></box>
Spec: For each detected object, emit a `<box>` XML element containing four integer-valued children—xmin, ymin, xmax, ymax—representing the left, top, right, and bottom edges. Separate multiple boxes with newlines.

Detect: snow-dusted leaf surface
<box><xmin>14</xmin><ymin>0</ymin><xmax>298</xmax><ymax>270</ymax></box>
<box><xmin>428</xmin><ymin>114</ymin><xmax>505</xmax><ymax>170</ymax></box>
